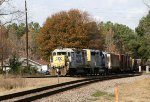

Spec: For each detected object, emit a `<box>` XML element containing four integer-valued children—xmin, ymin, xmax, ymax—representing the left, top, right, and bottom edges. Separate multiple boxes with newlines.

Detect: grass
<box><xmin>0</xmin><ymin>75</ymin><xmax>81</xmax><ymax>95</ymax></box>
<box><xmin>0</xmin><ymin>75</ymin><xmax>26</xmax><ymax>90</ymax></box>
<box><xmin>90</xmin><ymin>90</ymin><xmax>115</xmax><ymax>101</ymax></box>
<box><xmin>92</xmin><ymin>90</ymin><xmax>107</xmax><ymax>97</ymax></box>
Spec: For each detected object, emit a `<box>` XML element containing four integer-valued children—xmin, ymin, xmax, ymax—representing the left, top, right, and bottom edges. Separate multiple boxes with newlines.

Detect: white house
<box><xmin>21</xmin><ymin>58</ymin><xmax>49</xmax><ymax>72</ymax></box>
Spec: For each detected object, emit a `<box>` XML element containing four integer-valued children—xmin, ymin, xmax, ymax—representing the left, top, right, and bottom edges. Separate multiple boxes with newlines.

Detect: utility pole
<box><xmin>25</xmin><ymin>0</ymin><xmax>29</xmax><ymax>66</ymax></box>
<box><xmin>0</xmin><ymin>20</ymin><xmax>4</xmax><ymax>72</ymax></box>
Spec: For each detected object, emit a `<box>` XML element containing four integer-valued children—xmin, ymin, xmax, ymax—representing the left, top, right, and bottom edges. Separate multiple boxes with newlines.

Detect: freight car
<box><xmin>50</xmin><ymin>48</ymin><xmax>136</xmax><ymax>76</ymax></box>
<box><xmin>104</xmin><ymin>53</ymin><xmax>133</xmax><ymax>73</ymax></box>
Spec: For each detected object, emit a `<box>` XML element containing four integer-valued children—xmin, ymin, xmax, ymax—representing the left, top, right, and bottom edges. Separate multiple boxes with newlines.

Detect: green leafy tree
<box><xmin>113</xmin><ymin>24</ymin><xmax>135</xmax><ymax>53</ymax></box>
<box><xmin>98</xmin><ymin>21</ymin><xmax>136</xmax><ymax>55</ymax></box>
<box><xmin>136</xmin><ymin>11</ymin><xmax>150</xmax><ymax>36</ymax></box>
<box><xmin>136</xmin><ymin>11</ymin><xmax>150</xmax><ymax>59</ymax></box>
<box><xmin>17</xmin><ymin>23</ymin><xmax>26</xmax><ymax>38</ymax></box>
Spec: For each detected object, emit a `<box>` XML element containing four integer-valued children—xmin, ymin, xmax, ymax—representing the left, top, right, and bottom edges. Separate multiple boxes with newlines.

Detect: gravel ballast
<box><xmin>36</xmin><ymin>74</ymin><xmax>150</xmax><ymax>102</ymax></box>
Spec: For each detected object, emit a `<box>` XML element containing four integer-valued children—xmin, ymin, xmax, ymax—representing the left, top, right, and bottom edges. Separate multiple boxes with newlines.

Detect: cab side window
<box><xmin>68</xmin><ymin>52</ymin><xmax>71</xmax><ymax>56</ymax></box>
<box><xmin>53</xmin><ymin>52</ymin><xmax>56</xmax><ymax>56</ymax></box>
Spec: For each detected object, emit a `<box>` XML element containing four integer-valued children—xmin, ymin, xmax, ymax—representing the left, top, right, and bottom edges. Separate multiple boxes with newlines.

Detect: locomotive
<box><xmin>50</xmin><ymin>48</ymin><xmax>138</xmax><ymax>76</ymax></box>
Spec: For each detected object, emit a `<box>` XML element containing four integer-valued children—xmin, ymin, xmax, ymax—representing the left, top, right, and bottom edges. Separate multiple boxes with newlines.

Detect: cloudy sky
<box><xmin>9</xmin><ymin>0</ymin><xmax>150</xmax><ymax>29</ymax></box>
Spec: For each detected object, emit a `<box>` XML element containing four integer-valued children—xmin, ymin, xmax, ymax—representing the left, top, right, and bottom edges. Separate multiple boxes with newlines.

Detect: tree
<box><xmin>113</xmin><ymin>24</ymin><xmax>135</xmax><ymax>54</ymax></box>
<box><xmin>6</xmin><ymin>22</ymin><xmax>40</xmax><ymax>59</ymax></box>
<box><xmin>37</xmin><ymin>9</ymin><xmax>102</xmax><ymax>60</ymax></box>
<box><xmin>143</xmin><ymin>0</ymin><xmax>150</xmax><ymax>9</ymax></box>
<box><xmin>0</xmin><ymin>0</ymin><xmax>23</xmax><ymax>72</ymax></box>
<box><xmin>98</xmin><ymin>21</ymin><xmax>136</xmax><ymax>54</ymax></box>
<box><xmin>0</xmin><ymin>25</ymin><xmax>11</xmax><ymax>72</ymax></box>
<box><xmin>0</xmin><ymin>0</ymin><xmax>23</xmax><ymax>25</ymax></box>
<box><xmin>98</xmin><ymin>21</ymin><xmax>118</xmax><ymax>53</ymax></box>
<box><xmin>136</xmin><ymin>11</ymin><xmax>150</xmax><ymax>59</ymax></box>
<box><xmin>20</xmin><ymin>22</ymin><xmax>41</xmax><ymax>60</ymax></box>
<box><xmin>88</xmin><ymin>22</ymin><xmax>104</xmax><ymax>49</ymax></box>
<box><xmin>6</xmin><ymin>23</ymin><xmax>20</xmax><ymax>55</ymax></box>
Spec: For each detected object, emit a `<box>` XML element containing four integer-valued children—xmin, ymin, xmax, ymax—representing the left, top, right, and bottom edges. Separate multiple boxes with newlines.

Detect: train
<box><xmin>50</xmin><ymin>48</ymin><xmax>140</xmax><ymax>76</ymax></box>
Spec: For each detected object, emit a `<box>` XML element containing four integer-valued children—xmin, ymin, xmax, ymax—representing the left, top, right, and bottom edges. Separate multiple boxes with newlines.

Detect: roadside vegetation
<box><xmin>7</xmin><ymin>54</ymin><xmax>39</xmax><ymax>76</ymax></box>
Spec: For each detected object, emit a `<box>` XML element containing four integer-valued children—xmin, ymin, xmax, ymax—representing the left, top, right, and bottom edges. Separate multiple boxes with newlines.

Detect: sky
<box><xmin>7</xmin><ymin>0</ymin><xmax>150</xmax><ymax>29</ymax></box>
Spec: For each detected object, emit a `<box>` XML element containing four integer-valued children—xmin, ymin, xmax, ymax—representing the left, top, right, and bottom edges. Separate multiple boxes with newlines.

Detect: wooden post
<box><xmin>116</xmin><ymin>86</ymin><xmax>118</xmax><ymax>102</ymax></box>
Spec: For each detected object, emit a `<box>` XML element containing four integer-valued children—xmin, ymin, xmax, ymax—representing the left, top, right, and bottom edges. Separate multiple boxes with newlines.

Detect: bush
<box><xmin>9</xmin><ymin>54</ymin><xmax>22</xmax><ymax>75</ymax></box>
<box><xmin>8</xmin><ymin>54</ymin><xmax>38</xmax><ymax>76</ymax></box>
<box><xmin>21</xmin><ymin>66</ymin><xmax>38</xmax><ymax>76</ymax></box>
<box><xmin>0</xmin><ymin>68</ymin><xmax>3</xmax><ymax>74</ymax></box>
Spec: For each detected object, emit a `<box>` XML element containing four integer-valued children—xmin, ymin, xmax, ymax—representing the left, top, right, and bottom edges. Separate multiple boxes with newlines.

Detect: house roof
<box><xmin>21</xmin><ymin>58</ymin><xmax>49</xmax><ymax>66</ymax></box>
<box><xmin>34</xmin><ymin>60</ymin><xmax>49</xmax><ymax>65</ymax></box>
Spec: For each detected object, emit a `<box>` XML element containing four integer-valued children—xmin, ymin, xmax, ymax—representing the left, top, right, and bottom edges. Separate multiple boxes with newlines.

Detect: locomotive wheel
<box><xmin>50</xmin><ymin>68</ymin><xmax>57</xmax><ymax>76</ymax></box>
<box><xmin>61</xmin><ymin>67</ymin><xmax>67</xmax><ymax>76</ymax></box>
<box><xmin>60</xmin><ymin>63</ymin><xmax>69</xmax><ymax>76</ymax></box>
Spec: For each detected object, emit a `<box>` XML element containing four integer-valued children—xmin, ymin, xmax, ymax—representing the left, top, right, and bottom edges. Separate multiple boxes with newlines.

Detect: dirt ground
<box><xmin>95</xmin><ymin>78</ymin><xmax>150</xmax><ymax>102</ymax></box>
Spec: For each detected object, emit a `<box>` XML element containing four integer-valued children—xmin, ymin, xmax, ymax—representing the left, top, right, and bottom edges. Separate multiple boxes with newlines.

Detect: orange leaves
<box><xmin>37</xmin><ymin>9</ymin><xmax>104</xmax><ymax>59</ymax></box>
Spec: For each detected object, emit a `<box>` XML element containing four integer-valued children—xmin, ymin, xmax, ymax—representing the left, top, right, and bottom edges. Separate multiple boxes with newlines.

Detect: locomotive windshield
<box><xmin>57</xmin><ymin>52</ymin><xmax>67</xmax><ymax>55</ymax></box>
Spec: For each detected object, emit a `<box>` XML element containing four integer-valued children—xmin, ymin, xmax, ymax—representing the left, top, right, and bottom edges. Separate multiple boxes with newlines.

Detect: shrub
<box><xmin>9</xmin><ymin>54</ymin><xmax>22</xmax><ymax>75</ymax></box>
<box><xmin>21</xmin><ymin>66</ymin><xmax>38</xmax><ymax>76</ymax></box>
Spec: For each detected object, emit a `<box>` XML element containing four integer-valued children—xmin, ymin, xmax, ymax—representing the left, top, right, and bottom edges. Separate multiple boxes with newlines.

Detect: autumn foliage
<box><xmin>37</xmin><ymin>9</ymin><xmax>103</xmax><ymax>59</ymax></box>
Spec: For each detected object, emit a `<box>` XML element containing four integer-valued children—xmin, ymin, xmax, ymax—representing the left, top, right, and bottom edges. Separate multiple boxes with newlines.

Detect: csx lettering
<box><xmin>55</xmin><ymin>57</ymin><xmax>62</xmax><ymax>61</ymax></box>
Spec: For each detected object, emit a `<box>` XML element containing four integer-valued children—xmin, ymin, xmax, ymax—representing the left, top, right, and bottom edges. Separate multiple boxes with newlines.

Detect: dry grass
<box><xmin>119</xmin><ymin>78</ymin><xmax>150</xmax><ymax>102</ymax></box>
<box><xmin>0</xmin><ymin>75</ymin><xmax>83</xmax><ymax>96</ymax></box>
<box><xmin>0</xmin><ymin>75</ymin><xmax>26</xmax><ymax>91</ymax></box>
<box><xmin>92</xmin><ymin>77</ymin><xmax>150</xmax><ymax>102</ymax></box>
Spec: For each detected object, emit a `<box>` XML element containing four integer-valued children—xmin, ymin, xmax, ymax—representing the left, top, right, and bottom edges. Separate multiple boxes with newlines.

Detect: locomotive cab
<box><xmin>50</xmin><ymin>48</ymin><xmax>84</xmax><ymax>76</ymax></box>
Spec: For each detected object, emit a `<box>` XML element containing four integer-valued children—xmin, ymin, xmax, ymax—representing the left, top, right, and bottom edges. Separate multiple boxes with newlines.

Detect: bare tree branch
<box><xmin>0</xmin><ymin>0</ymin><xmax>9</xmax><ymax>5</ymax></box>
<box><xmin>0</xmin><ymin>10</ymin><xmax>21</xmax><ymax>15</ymax></box>
<box><xmin>0</xmin><ymin>0</ymin><xmax>24</xmax><ymax>25</ymax></box>
<box><xmin>143</xmin><ymin>0</ymin><xmax>150</xmax><ymax>9</ymax></box>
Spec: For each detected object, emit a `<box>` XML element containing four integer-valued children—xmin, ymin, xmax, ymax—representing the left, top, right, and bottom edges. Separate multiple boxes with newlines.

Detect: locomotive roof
<box><xmin>83</xmin><ymin>49</ymin><xmax>101</xmax><ymax>52</ymax></box>
<box><xmin>53</xmin><ymin>48</ymin><xmax>80</xmax><ymax>52</ymax></box>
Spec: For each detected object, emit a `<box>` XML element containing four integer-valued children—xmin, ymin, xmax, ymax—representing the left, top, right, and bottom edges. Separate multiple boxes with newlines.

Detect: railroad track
<box><xmin>0</xmin><ymin>73</ymin><xmax>140</xmax><ymax>102</ymax></box>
